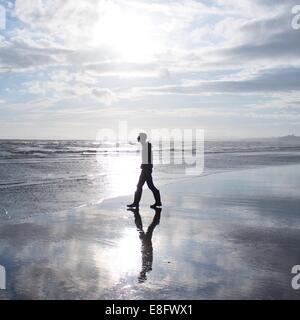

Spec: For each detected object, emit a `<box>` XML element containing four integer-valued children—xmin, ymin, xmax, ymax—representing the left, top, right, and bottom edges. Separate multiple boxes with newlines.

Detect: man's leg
<box><xmin>146</xmin><ymin>173</ymin><xmax>161</xmax><ymax>206</ymax></box>
<box><xmin>128</xmin><ymin>170</ymin><xmax>146</xmax><ymax>207</ymax></box>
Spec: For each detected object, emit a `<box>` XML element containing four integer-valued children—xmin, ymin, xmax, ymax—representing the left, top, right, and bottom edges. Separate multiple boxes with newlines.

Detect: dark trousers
<box><xmin>134</xmin><ymin>167</ymin><xmax>161</xmax><ymax>204</ymax></box>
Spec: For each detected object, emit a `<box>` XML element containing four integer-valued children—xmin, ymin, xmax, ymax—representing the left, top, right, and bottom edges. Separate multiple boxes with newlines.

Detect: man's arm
<box><xmin>148</xmin><ymin>142</ymin><xmax>152</xmax><ymax>165</ymax></box>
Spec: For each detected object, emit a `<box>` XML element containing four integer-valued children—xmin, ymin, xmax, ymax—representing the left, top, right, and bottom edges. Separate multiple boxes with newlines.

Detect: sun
<box><xmin>91</xmin><ymin>3</ymin><xmax>161</xmax><ymax>62</ymax></box>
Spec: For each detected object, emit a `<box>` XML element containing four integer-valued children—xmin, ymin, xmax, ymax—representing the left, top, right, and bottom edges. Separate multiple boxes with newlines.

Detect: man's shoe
<box><xmin>150</xmin><ymin>203</ymin><xmax>162</xmax><ymax>209</ymax></box>
<box><xmin>127</xmin><ymin>203</ymin><xmax>139</xmax><ymax>208</ymax></box>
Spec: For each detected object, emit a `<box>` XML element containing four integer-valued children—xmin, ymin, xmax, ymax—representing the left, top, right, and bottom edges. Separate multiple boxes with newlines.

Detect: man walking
<box><xmin>127</xmin><ymin>133</ymin><xmax>162</xmax><ymax>208</ymax></box>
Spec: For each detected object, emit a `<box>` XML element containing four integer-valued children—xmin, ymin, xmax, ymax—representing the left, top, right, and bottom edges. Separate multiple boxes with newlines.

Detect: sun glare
<box><xmin>92</xmin><ymin>4</ymin><xmax>161</xmax><ymax>62</ymax></box>
<box><xmin>105</xmin><ymin>154</ymin><xmax>139</xmax><ymax>197</ymax></box>
<box><xmin>92</xmin><ymin>229</ymin><xmax>141</xmax><ymax>284</ymax></box>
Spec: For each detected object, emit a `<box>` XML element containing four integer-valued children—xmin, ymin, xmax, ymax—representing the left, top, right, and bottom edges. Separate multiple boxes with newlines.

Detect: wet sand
<box><xmin>0</xmin><ymin>164</ymin><xmax>300</xmax><ymax>299</ymax></box>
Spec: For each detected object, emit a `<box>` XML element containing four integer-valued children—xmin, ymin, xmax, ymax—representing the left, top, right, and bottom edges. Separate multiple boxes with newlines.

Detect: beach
<box><xmin>2</xmin><ymin>0</ymin><xmax>300</xmax><ymax>304</ymax></box>
<box><xmin>1</xmin><ymin>139</ymin><xmax>300</xmax><ymax>219</ymax></box>
<box><xmin>1</xmin><ymin>163</ymin><xmax>300</xmax><ymax>300</ymax></box>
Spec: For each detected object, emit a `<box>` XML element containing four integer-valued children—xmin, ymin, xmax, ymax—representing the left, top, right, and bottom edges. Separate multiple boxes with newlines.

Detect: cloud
<box><xmin>91</xmin><ymin>88</ymin><xmax>117</xmax><ymax>104</ymax></box>
<box><xmin>21</xmin><ymin>78</ymin><xmax>118</xmax><ymax>105</ymax></box>
<box><xmin>1</xmin><ymin>0</ymin><xmax>298</xmax><ymax>76</ymax></box>
<box><xmin>139</xmin><ymin>67</ymin><xmax>300</xmax><ymax>96</ymax></box>
<box><xmin>1</xmin><ymin>0</ymin><xmax>300</xmax><ymax>137</ymax></box>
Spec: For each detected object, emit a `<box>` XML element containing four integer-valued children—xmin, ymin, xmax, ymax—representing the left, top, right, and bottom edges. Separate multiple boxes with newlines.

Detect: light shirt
<box><xmin>141</xmin><ymin>142</ymin><xmax>153</xmax><ymax>165</ymax></box>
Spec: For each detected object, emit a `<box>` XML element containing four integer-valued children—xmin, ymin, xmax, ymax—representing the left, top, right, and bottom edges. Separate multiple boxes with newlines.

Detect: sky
<box><xmin>0</xmin><ymin>0</ymin><xmax>300</xmax><ymax>139</ymax></box>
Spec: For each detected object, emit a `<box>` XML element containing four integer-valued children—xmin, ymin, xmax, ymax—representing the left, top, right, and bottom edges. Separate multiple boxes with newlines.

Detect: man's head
<box><xmin>137</xmin><ymin>132</ymin><xmax>147</xmax><ymax>143</ymax></box>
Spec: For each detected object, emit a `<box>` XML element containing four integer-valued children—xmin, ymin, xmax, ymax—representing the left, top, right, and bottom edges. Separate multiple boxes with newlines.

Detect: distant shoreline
<box><xmin>0</xmin><ymin>135</ymin><xmax>300</xmax><ymax>142</ymax></box>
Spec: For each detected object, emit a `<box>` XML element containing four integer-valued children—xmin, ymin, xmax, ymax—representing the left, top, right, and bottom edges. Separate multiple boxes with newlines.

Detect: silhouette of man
<box><xmin>127</xmin><ymin>133</ymin><xmax>162</xmax><ymax>209</ymax></box>
<box><xmin>128</xmin><ymin>207</ymin><xmax>161</xmax><ymax>283</ymax></box>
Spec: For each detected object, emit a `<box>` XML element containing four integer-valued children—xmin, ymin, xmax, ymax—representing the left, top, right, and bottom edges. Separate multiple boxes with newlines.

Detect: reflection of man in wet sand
<box><xmin>128</xmin><ymin>207</ymin><xmax>161</xmax><ymax>283</ymax></box>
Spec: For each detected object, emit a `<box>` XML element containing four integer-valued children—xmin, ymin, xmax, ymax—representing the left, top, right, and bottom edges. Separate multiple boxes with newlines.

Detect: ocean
<box><xmin>1</xmin><ymin>139</ymin><xmax>300</xmax><ymax>220</ymax></box>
